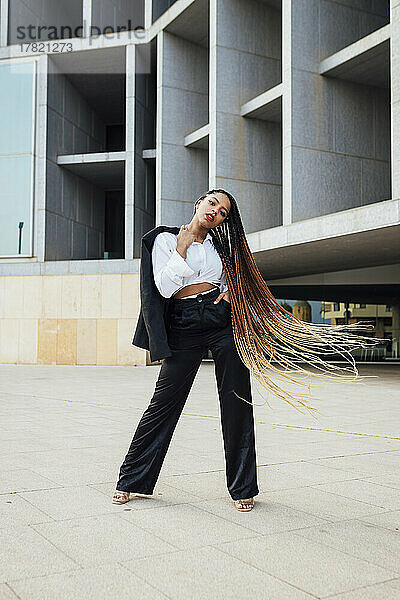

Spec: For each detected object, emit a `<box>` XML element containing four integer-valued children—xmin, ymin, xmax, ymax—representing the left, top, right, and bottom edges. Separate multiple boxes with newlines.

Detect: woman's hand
<box><xmin>177</xmin><ymin>224</ymin><xmax>196</xmax><ymax>248</ymax></box>
<box><xmin>214</xmin><ymin>290</ymin><xmax>230</xmax><ymax>304</ymax></box>
<box><xmin>176</xmin><ymin>224</ymin><xmax>196</xmax><ymax>258</ymax></box>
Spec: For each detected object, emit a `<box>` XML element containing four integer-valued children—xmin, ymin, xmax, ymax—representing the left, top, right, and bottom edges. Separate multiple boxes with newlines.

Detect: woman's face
<box><xmin>195</xmin><ymin>192</ymin><xmax>231</xmax><ymax>228</ymax></box>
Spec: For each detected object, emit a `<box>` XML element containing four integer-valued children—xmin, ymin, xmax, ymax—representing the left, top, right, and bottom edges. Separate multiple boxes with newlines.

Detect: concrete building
<box><xmin>0</xmin><ymin>0</ymin><xmax>399</xmax><ymax>366</ymax></box>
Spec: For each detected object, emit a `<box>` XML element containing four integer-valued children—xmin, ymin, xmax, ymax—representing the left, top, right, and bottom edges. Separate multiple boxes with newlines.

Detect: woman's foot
<box><xmin>112</xmin><ymin>490</ymin><xmax>131</xmax><ymax>505</ymax></box>
<box><xmin>234</xmin><ymin>498</ymin><xmax>254</xmax><ymax>512</ymax></box>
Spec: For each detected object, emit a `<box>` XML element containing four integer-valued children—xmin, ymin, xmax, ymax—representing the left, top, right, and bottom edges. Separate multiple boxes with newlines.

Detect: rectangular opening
<box><xmin>46</xmin><ymin>47</ymin><xmax>126</xmax><ymax>260</ymax></box>
<box><xmin>152</xmin><ymin>0</ymin><xmax>179</xmax><ymax>23</ymax></box>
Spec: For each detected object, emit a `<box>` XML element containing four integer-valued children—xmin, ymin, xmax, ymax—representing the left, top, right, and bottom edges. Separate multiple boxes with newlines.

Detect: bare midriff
<box><xmin>173</xmin><ymin>282</ymin><xmax>219</xmax><ymax>299</ymax></box>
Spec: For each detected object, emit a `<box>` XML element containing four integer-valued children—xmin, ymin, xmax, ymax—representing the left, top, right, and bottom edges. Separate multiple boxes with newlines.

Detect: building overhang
<box><xmin>248</xmin><ymin>198</ymin><xmax>399</xmax><ymax>280</ymax></box>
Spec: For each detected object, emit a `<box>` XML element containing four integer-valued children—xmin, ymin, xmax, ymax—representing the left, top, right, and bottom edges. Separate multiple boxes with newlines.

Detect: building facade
<box><xmin>0</xmin><ymin>0</ymin><xmax>399</xmax><ymax>365</ymax></box>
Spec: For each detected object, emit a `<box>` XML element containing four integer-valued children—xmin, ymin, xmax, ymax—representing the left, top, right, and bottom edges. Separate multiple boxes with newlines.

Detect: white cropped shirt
<box><xmin>152</xmin><ymin>231</ymin><xmax>228</xmax><ymax>298</ymax></box>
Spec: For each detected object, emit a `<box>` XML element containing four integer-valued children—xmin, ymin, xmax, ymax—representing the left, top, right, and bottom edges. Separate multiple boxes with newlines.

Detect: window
<box><xmin>0</xmin><ymin>60</ymin><xmax>36</xmax><ymax>257</ymax></box>
<box><xmin>333</xmin><ymin>302</ymin><xmax>340</xmax><ymax>311</ymax></box>
<box><xmin>386</xmin><ymin>305</ymin><xmax>392</xmax><ymax>312</ymax></box>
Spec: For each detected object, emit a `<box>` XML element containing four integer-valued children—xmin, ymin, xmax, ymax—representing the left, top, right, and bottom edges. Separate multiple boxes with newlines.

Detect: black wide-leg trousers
<box><xmin>116</xmin><ymin>287</ymin><xmax>259</xmax><ymax>501</ymax></box>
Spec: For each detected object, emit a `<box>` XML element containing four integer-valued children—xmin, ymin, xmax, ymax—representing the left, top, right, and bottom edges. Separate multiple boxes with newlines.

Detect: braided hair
<box><xmin>193</xmin><ymin>188</ymin><xmax>381</xmax><ymax>415</ymax></box>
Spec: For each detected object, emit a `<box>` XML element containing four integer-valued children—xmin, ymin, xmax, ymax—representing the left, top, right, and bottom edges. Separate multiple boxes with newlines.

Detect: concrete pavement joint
<box><xmin>3</xmin><ymin>391</ymin><xmax>399</xmax><ymax>443</ymax></box>
<box><xmin>117</xmin><ymin>561</ymin><xmax>173</xmax><ymax>599</ymax></box>
<box><xmin>211</xmin><ymin>542</ymin><xmax>320</xmax><ymax>598</ymax></box>
<box><xmin>321</xmin><ymin>577</ymin><xmax>400</xmax><ymax>599</ymax></box>
<box><xmin>271</xmin><ymin>423</ymin><xmax>400</xmax><ymax>440</ymax></box>
<box><xmin>3</xmin><ymin>583</ymin><xmax>23</xmax><ymax>600</ymax></box>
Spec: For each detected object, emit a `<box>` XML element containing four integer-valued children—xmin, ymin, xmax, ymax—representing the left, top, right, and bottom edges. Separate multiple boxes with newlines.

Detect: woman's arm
<box><xmin>152</xmin><ymin>233</ymin><xmax>195</xmax><ymax>298</ymax></box>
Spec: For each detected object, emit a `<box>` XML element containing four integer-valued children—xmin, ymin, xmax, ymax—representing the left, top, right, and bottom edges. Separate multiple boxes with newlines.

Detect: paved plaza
<box><xmin>0</xmin><ymin>362</ymin><xmax>399</xmax><ymax>599</ymax></box>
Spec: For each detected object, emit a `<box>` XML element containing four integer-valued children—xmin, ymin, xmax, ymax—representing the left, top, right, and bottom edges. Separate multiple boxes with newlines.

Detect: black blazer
<box><xmin>132</xmin><ymin>225</ymin><xmax>181</xmax><ymax>362</ymax></box>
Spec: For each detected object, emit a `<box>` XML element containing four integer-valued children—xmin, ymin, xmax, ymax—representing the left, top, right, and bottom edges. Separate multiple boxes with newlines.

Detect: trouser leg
<box><xmin>116</xmin><ymin>347</ymin><xmax>204</xmax><ymax>493</ymax></box>
<box><xmin>209</xmin><ymin>327</ymin><xmax>259</xmax><ymax>501</ymax></box>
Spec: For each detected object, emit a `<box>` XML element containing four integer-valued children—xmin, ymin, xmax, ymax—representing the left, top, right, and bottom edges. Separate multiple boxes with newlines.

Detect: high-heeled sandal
<box><xmin>112</xmin><ymin>490</ymin><xmax>131</xmax><ymax>505</ymax></box>
<box><xmin>233</xmin><ymin>498</ymin><xmax>254</xmax><ymax>512</ymax></box>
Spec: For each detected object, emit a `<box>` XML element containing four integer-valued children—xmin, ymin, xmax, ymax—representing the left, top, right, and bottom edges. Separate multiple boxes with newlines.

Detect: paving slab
<box><xmin>31</xmin><ymin>513</ymin><xmax>176</xmax><ymax>568</ymax></box>
<box><xmin>326</xmin><ymin>578</ymin><xmax>400</xmax><ymax>599</ymax></box>
<box><xmin>191</xmin><ymin>496</ymin><xmax>331</xmax><ymax>535</ymax></box>
<box><xmin>1</xmin><ymin>363</ymin><xmax>399</xmax><ymax>598</ymax></box>
<box><xmin>19</xmin><ymin>485</ymin><xmax>125</xmax><ymax>520</ymax></box>
<box><xmin>307</xmin><ymin>451</ymin><xmax>400</xmax><ymax>476</ymax></box>
<box><xmin>28</xmin><ymin>462</ymin><xmax>119</xmax><ymax>487</ymax></box>
<box><xmin>361</xmin><ymin>473</ymin><xmax>400</xmax><ymax>490</ymax></box>
<box><xmin>90</xmin><ymin>480</ymin><xmax>201</xmax><ymax>508</ymax></box>
<box><xmin>0</xmin><ymin>469</ymin><xmax>61</xmax><ymax>494</ymax></box>
<box><xmin>256</xmin><ymin>486</ymin><xmax>389</xmax><ymax>522</ymax></box>
<box><xmin>161</xmin><ymin>470</ymin><xmax>231</xmax><ymax>499</ymax></box>
<box><xmin>358</xmin><ymin>510</ymin><xmax>400</xmax><ymax>532</ymax></box>
<box><xmin>0</xmin><ymin>525</ymin><xmax>78</xmax><ymax>583</ymax></box>
<box><xmin>8</xmin><ymin>564</ymin><xmax>168</xmax><ymax>600</ymax></box>
<box><xmin>0</xmin><ymin>493</ymin><xmax>54</xmax><ymax>529</ymax></box>
<box><xmin>0</xmin><ymin>584</ymin><xmax>19</xmax><ymax>599</ymax></box>
<box><xmin>119</xmin><ymin>503</ymin><xmax>258</xmax><ymax>549</ymax></box>
<box><xmin>255</xmin><ymin>461</ymin><xmax>362</xmax><ymax>491</ymax></box>
<box><xmin>214</xmin><ymin>532</ymin><xmax>398</xmax><ymax>598</ymax></box>
<box><xmin>311</xmin><ymin>479</ymin><xmax>400</xmax><ymax>510</ymax></box>
<box><xmin>123</xmin><ymin>546</ymin><xmax>314</xmax><ymax>599</ymax></box>
<box><xmin>292</xmin><ymin>519</ymin><xmax>400</xmax><ymax>574</ymax></box>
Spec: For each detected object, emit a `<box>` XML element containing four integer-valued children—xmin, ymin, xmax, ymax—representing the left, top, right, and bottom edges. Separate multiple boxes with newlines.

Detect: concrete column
<box><xmin>156</xmin><ymin>29</ymin><xmax>208</xmax><ymax>226</ymax></box>
<box><xmin>0</xmin><ymin>0</ymin><xmax>8</xmax><ymax>46</ymax></box>
<box><xmin>210</xmin><ymin>0</ymin><xmax>282</xmax><ymax>233</ymax></box>
<box><xmin>209</xmin><ymin>0</ymin><xmax>217</xmax><ymax>188</ymax></box>
<box><xmin>392</xmin><ymin>303</ymin><xmax>400</xmax><ymax>358</ymax></box>
<box><xmin>82</xmin><ymin>0</ymin><xmax>92</xmax><ymax>37</ymax></box>
<box><xmin>134</xmin><ymin>44</ymin><xmax>156</xmax><ymax>252</ymax></box>
<box><xmin>391</xmin><ymin>1</ymin><xmax>400</xmax><ymax>198</ymax></box>
<box><xmin>156</xmin><ymin>31</ymin><xmax>164</xmax><ymax>226</ymax></box>
<box><xmin>125</xmin><ymin>44</ymin><xmax>135</xmax><ymax>259</ymax></box>
<box><xmin>35</xmin><ymin>54</ymin><xmax>48</xmax><ymax>262</ymax></box>
<box><xmin>375</xmin><ymin>317</ymin><xmax>385</xmax><ymax>340</ymax></box>
<box><xmin>145</xmin><ymin>0</ymin><xmax>152</xmax><ymax>30</ymax></box>
<box><xmin>282</xmin><ymin>0</ymin><xmax>292</xmax><ymax>225</ymax></box>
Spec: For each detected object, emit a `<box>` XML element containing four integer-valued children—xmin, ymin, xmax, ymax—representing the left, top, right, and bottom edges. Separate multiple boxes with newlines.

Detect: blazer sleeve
<box><xmin>152</xmin><ymin>233</ymin><xmax>196</xmax><ymax>298</ymax></box>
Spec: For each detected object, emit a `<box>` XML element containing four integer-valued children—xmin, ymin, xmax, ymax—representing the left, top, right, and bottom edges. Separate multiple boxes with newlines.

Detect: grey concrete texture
<box><xmin>319</xmin><ymin>0</ymin><xmax>388</xmax><ymax>60</ymax></box>
<box><xmin>289</xmin><ymin>0</ymin><xmax>391</xmax><ymax>223</ymax></box>
<box><xmin>0</xmin><ymin>362</ymin><xmax>399</xmax><ymax>598</ymax></box>
<box><xmin>7</xmin><ymin>0</ymin><xmax>82</xmax><ymax>45</ymax></box>
<box><xmin>157</xmin><ymin>30</ymin><xmax>209</xmax><ymax>220</ymax></box>
<box><xmin>91</xmin><ymin>0</ymin><xmax>145</xmax><ymax>32</ymax></box>
<box><xmin>212</xmin><ymin>0</ymin><xmax>282</xmax><ymax>233</ymax></box>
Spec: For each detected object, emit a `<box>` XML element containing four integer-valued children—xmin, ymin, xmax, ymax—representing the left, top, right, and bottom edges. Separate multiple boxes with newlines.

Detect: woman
<box><xmin>113</xmin><ymin>189</ymin><xmax>258</xmax><ymax>511</ymax></box>
<box><xmin>112</xmin><ymin>188</ymin><xmax>379</xmax><ymax>510</ymax></box>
